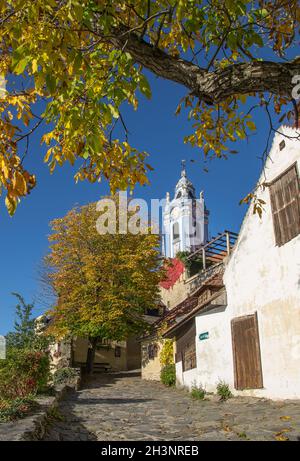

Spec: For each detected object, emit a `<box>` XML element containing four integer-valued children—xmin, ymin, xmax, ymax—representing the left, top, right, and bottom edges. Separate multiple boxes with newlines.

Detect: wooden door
<box><xmin>231</xmin><ymin>313</ymin><xmax>263</xmax><ymax>390</ymax></box>
<box><xmin>176</xmin><ymin>320</ymin><xmax>196</xmax><ymax>372</ymax></box>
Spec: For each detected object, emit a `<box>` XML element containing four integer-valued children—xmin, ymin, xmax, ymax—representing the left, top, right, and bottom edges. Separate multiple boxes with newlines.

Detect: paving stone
<box><xmin>41</xmin><ymin>371</ymin><xmax>300</xmax><ymax>441</ymax></box>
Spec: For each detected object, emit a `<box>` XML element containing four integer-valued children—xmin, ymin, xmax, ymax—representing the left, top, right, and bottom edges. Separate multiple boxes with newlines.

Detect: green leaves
<box><xmin>45</xmin><ymin>201</ymin><xmax>164</xmax><ymax>344</ymax></box>
<box><xmin>13</xmin><ymin>57</ymin><xmax>30</xmax><ymax>75</ymax></box>
<box><xmin>139</xmin><ymin>74</ymin><xmax>152</xmax><ymax>99</ymax></box>
<box><xmin>0</xmin><ymin>0</ymin><xmax>298</xmax><ymax>214</ymax></box>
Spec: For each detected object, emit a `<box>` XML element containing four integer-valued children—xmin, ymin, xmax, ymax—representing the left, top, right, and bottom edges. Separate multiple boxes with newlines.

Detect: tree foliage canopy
<box><xmin>44</xmin><ymin>200</ymin><xmax>164</xmax><ymax>342</ymax></box>
<box><xmin>0</xmin><ymin>0</ymin><xmax>299</xmax><ymax>214</ymax></box>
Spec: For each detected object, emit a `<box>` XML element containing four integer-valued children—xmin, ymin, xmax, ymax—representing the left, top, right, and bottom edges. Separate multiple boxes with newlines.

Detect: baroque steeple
<box><xmin>162</xmin><ymin>161</ymin><xmax>209</xmax><ymax>258</ymax></box>
<box><xmin>174</xmin><ymin>160</ymin><xmax>196</xmax><ymax>200</ymax></box>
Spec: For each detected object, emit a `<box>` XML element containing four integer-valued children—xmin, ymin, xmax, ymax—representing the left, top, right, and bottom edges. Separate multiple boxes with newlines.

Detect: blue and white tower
<box><xmin>162</xmin><ymin>161</ymin><xmax>209</xmax><ymax>258</ymax></box>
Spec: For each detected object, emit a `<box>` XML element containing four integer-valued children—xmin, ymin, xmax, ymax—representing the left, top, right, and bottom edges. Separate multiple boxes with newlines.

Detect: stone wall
<box><xmin>0</xmin><ymin>372</ymin><xmax>81</xmax><ymax>441</ymax></box>
<box><xmin>160</xmin><ymin>271</ymin><xmax>189</xmax><ymax>309</ymax></box>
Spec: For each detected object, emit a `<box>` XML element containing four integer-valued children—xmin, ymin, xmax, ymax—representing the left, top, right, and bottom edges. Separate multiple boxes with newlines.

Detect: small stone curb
<box><xmin>0</xmin><ymin>373</ymin><xmax>81</xmax><ymax>442</ymax></box>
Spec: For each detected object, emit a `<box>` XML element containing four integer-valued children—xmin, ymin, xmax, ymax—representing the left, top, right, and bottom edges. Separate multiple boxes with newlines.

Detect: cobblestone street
<box><xmin>42</xmin><ymin>371</ymin><xmax>300</xmax><ymax>441</ymax></box>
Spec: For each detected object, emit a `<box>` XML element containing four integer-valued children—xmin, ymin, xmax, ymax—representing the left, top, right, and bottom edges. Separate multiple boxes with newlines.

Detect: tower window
<box><xmin>176</xmin><ymin>191</ymin><xmax>182</xmax><ymax>199</ymax></box>
<box><xmin>173</xmin><ymin>222</ymin><xmax>180</xmax><ymax>240</ymax></box>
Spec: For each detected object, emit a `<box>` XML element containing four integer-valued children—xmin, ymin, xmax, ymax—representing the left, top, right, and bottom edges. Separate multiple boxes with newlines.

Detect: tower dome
<box><xmin>162</xmin><ymin>161</ymin><xmax>209</xmax><ymax>258</ymax></box>
<box><xmin>174</xmin><ymin>160</ymin><xmax>196</xmax><ymax>200</ymax></box>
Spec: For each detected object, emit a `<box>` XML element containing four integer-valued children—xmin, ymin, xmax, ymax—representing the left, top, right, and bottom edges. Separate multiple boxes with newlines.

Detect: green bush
<box><xmin>0</xmin><ymin>349</ymin><xmax>51</xmax><ymax>400</ymax></box>
<box><xmin>160</xmin><ymin>364</ymin><xmax>176</xmax><ymax>387</ymax></box>
<box><xmin>160</xmin><ymin>339</ymin><xmax>174</xmax><ymax>367</ymax></box>
<box><xmin>216</xmin><ymin>380</ymin><xmax>233</xmax><ymax>401</ymax></box>
<box><xmin>191</xmin><ymin>384</ymin><xmax>206</xmax><ymax>400</ymax></box>
<box><xmin>53</xmin><ymin>367</ymin><xmax>79</xmax><ymax>386</ymax></box>
<box><xmin>0</xmin><ymin>397</ymin><xmax>36</xmax><ymax>422</ymax></box>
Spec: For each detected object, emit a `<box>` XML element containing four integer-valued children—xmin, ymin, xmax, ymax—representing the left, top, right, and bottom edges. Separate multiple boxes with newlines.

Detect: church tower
<box><xmin>162</xmin><ymin>161</ymin><xmax>209</xmax><ymax>258</ymax></box>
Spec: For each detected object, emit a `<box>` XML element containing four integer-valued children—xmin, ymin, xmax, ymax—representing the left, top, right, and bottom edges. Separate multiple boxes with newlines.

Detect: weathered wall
<box><xmin>175</xmin><ymin>361</ymin><xmax>198</xmax><ymax>389</ymax></box>
<box><xmin>126</xmin><ymin>336</ymin><xmax>141</xmax><ymax>370</ymax></box>
<box><xmin>160</xmin><ymin>272</ymin><xmax>189</xmax><ymax>309</ymax></box>
<box><xmin>72</xmin><ymin>337</ymin><xmax>128</xmax><ymax>371</ymax></box>
<box><xmin>189</xmin><ymin>127</ymin><xmax>300</xmax><ymax>399</ymax></box>
<box><xmin>49</xmin><ymin>340</ymin><xmax>72</xmax><ymax>373</ymax></box>
<box><xmin>141</xmin><ymin>339</ymin><xmax>162</xmax><ymax>381</ymax></box>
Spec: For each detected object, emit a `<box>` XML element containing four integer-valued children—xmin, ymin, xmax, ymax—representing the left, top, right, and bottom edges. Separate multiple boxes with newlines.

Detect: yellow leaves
<box><xmin>41</xmin><ymin>131</ymin><xmax>55</xmax><ymax>146</ymax></box>
<box><xmin>5</xmin><ymin>195</ymin><xmax>18</xmax><ymax>216</ymax></box>
<box><xmin>31</xmin><ymin>59</ymin><xmax>38</xmax><ymax>73</ymax></box>
<box><xmin>1</xmin><ymin>157</ymin><xmax>9</xmax><ymax>180</ymax></box>
<box><xmin>44</xmin><ymin>199</ymin><xmax>163</xmax><ymax>341</ymax></box>
<box><xmin>246</xmin><ymin>120</ymin><xmax>256</xmax><ymax>131</ymax></box>
<box><xmin>280</xmin><ymin>416</ymin><xmax>291</xmax><ymax>421</ymax></box>
<box><xmin>240</xmin><ymin>191</ymin><xmax>266</xmax><ymax>219</ymax></box>
<box><xmin>274</xmin><ymin>429</ymin><xmax>290</xmax><ymax>441</ymax></box>
<box><xmin>12</xmin><ymin>171</ymin><xmax>27</xmax><ymax>196</ymax></box>
<box><xmin>0</xmin><ymin>143</ymin><xmax>36</xmax><ymax>215</ymax></box>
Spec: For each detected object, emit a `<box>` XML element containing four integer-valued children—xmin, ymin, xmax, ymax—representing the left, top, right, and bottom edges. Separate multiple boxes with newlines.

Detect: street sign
<box><xmin>199</xmin><ymin>332</ymin><xmax>209</xmax><ymax>341</ymax></box>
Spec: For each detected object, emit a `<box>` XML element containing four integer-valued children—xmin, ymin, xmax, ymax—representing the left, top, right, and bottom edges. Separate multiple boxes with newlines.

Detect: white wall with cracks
<box><xmin>177</xmin><ymin>126</ymin><xmax>300</xmax><ymax>399</ymax></box>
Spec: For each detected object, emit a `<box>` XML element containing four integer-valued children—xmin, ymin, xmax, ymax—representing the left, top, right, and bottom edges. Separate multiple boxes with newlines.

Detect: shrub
<box><xmin>53</xmin><ymin>367</ymin><xmax>78</xmax><ymax>386</ymax></box>
<box><xmin>191</xmin><ymin>384</ymin><xmax>206</xmax><ymax>400</ymax></box>
<box><xmin>160</xmin><ymin>339</ymin><xmax>174</xmax><ymax>367</ymax></box>
<box><xmin>0</xmin><ymin>349</ymin><xmax>51</xmax><ymax>400</ymax></box>
<box><xmin>0</xmin><ymin>397</ymin><xmax>36</xmax><ymax>422</ymax></box>
<box><xmin>216</xmin><ymin>380</ymin><xmax>233</xmax><ymax>401</ymax></box>
<box><xmin>160</xmin><ymin>364</ymin><xmax>176</xmax><ymax>387</ymax></box>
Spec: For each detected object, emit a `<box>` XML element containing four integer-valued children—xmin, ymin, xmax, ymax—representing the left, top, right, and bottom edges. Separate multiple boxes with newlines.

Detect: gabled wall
<box><xmin>193</xmin><ymin>127</ymin><xmax>300</xmax><ymax>399</ymax></box>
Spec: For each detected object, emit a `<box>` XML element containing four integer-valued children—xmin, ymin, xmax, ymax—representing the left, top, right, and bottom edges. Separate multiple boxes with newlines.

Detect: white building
<box><xmin>162</xmin><ymin>161</ymin><xmax>209</xmax><ymax>258</ymax></box>
<box><xmin>165</xmin><ymin>126</ymin><xmax>300</xmax><ymax>400</ymax></box>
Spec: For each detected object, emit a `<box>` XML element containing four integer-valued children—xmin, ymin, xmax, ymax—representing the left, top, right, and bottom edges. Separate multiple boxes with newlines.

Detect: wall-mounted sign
<box><xmin>199</xmin><ymin>332</ymin><xmax>209</xmax><ymax>341</ymax></box>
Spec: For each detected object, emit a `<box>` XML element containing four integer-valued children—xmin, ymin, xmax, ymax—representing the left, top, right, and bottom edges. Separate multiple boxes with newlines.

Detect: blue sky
<box><xmin>0</xmin><ymin>72</ymin><xmax>275</xmax><ymax>334</ymax></box>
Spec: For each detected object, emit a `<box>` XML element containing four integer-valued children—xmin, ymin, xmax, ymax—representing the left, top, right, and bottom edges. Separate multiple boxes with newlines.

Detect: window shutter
<box><xmin>269</xmin><ymin>164</ymin><xmax>300</xmax><ymax>246</ymax></box>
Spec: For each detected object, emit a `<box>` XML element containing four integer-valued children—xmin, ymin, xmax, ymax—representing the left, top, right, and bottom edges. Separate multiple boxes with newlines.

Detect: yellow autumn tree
<box><xmin>44</xmin><ymin>198</ymin><xmax>164</xmax><ymax>373</ymax></box>
<box><xmin>0</xmin><ymin>1</ymin><xmax>299</xmax><ymax>214</ymax></box>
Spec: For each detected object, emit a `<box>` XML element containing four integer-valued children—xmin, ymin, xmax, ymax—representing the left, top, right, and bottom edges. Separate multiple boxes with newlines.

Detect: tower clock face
<box><xmin>171</xmin><ymin>207</ymin><xmax>180</xmax><ymax>220</ymax></box>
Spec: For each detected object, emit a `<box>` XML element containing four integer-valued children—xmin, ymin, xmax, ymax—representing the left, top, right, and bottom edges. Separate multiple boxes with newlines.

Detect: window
<box><xmin>115</xmin><ymin>346</ymin><xmax>121</xmax><ymax>357</ymax></box>
<box><xmin>148</xmin><ymin>344</ymin><xmax>158</xmax><ymax>359</ymax></box>
<box><xmin>269</xmin><ymin>164</ymin><xmax>300</xmax><ymax>246</ymax></box>
<box><xmin>146</xmin><ymin>307</ymin><xmax>160</xmax><ymax>317</ymax></box>
<box><xmin>176</xmin><ymin>191</ymin><xmax>182</xmax><ymax>199</ymax></box>
<box><xmin>173</xmin><ymin>222</ymin><xmax>180</xmax><ymax>240</ymax></box>
<box><xmin>279</xmin><ymin>140</ymin><xmax>285</xmax><ymax>151</ymax></box>
<box><xmin>182</xmin><ymin>341</ymin><xmax>196</xmax><ymax>372</ymax></box>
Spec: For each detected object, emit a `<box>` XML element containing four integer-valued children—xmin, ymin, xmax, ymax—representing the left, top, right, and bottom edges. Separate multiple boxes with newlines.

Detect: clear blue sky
<box><xmin>0</xmin><ymin>72</ymin><xmax>275</xmax><ymax>334</ymax></box>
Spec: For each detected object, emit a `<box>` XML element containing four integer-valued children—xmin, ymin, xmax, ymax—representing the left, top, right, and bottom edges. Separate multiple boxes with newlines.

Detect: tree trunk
<box><xmin>86</xmin><ymin>337</ymin><xmax>98</xmax><ymax>375</ymax></box>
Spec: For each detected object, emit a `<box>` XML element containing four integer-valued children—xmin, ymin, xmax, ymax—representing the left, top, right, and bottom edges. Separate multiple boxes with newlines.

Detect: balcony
<box><xmin>184</xmin><ymin>230</ymin><xmax>238</xmax><ymax>295</ymax></box>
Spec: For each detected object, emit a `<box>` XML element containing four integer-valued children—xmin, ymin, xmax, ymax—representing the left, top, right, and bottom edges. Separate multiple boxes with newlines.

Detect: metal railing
<box><xmin>185</xmin><ymin>230</ymin><xmax>238</xmax><ymax>295</ymax></box>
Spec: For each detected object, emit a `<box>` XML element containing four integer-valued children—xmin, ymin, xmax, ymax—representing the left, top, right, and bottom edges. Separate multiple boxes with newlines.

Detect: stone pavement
<box><xmin>43</xmin><ymin>371</ymin><xmax>300</xmax><ymax>441</ymax></box>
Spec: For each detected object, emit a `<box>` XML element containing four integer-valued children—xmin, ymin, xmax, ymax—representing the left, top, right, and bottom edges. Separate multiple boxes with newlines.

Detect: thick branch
<box><xmin>110</xmin><ymin>27</ymin><xmax>300</xmax><ymax>104</ymax></box>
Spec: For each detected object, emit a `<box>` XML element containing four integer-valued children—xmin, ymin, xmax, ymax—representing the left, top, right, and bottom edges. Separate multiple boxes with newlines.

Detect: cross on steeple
<box><xmin>181</xmin><ymin>159</ymin><xmax>186</xmax><ymax>177</ymax></box>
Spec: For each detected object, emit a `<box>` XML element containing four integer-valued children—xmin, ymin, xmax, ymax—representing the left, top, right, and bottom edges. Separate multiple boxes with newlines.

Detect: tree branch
<box><xmin>108</xmin><ymin>26</ymin><xmax>300</xmax><ymax>104</ymax></box>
